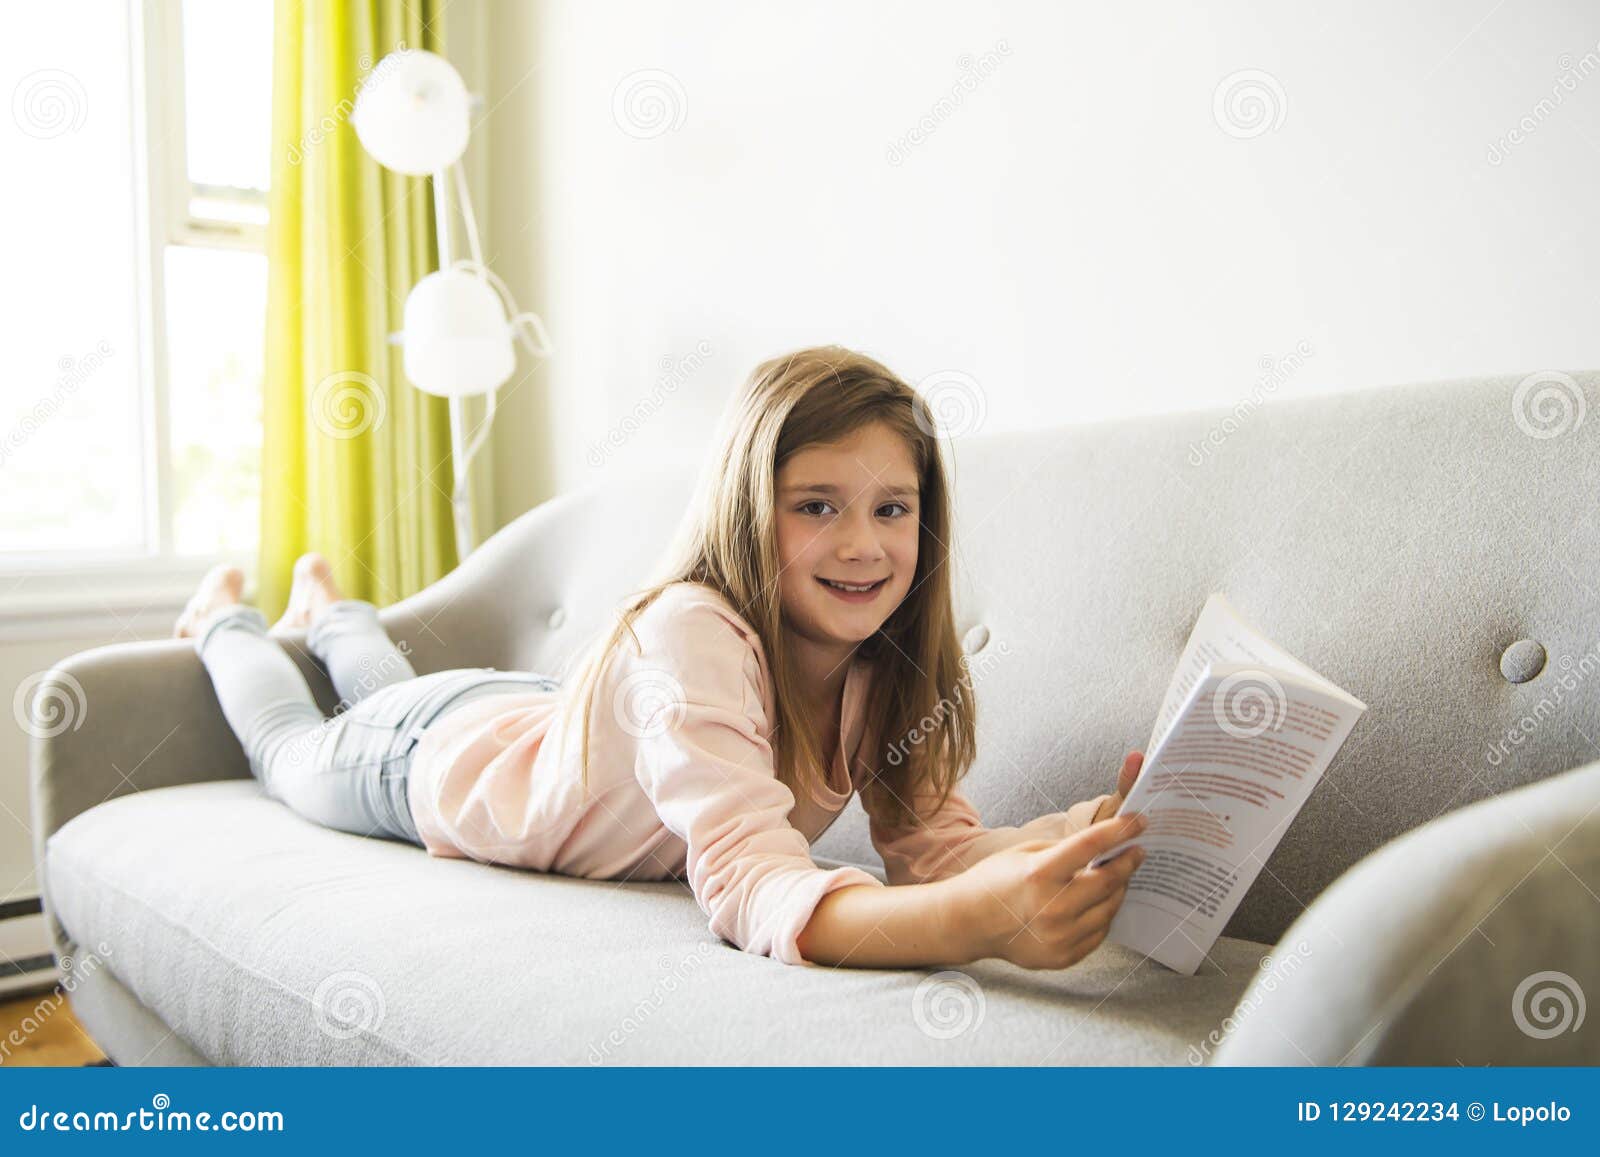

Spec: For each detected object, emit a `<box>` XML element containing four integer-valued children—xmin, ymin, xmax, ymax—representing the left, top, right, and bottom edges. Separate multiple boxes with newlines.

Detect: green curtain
<box><xmin>259</xmin><ymin>0</ymin><xmax>457</xmax><ymax>619</ymax></box>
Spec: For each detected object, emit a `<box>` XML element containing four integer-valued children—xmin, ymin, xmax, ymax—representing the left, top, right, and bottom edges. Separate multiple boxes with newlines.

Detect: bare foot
<box><xmin>173</xmin><ymin>565</ymin><xmax>246</xmax><ymax>638</ymax></box>
<box><xmin>272</xmin><ymin>552</ymin><xmax>345</xmax><ymax>632</ymax></box>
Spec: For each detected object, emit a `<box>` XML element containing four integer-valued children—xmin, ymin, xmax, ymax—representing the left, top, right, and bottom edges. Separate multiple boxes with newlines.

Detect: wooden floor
<box><xmin>0</xmin><ymin>986</ymin><xmax>108</xmax><ymax>1067</ymax></box>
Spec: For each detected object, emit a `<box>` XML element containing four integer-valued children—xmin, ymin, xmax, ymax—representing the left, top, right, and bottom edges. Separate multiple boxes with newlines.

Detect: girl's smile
<box><xmin>816</xmin><ymin>575</ymin><xmax>890</xmax><ymax>602</ymax></box>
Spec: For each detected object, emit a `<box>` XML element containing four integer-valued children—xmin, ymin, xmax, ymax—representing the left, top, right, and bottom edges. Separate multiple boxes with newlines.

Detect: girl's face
<box><xmin>774</xmin><ymin>420</ymin><xmax>921</xmax><ymax>651</ymax></box>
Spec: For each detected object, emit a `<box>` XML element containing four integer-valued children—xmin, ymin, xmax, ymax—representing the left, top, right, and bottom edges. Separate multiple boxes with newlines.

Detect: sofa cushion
<box><xmin>46</xmin><ymin>781</ymin><xmax>1266</xmax><ymax>1065</ymax></box>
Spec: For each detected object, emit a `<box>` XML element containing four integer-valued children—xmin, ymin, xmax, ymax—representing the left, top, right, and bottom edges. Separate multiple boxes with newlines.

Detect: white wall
<box><xmin>479</xmin><ymin>0</ymin><xmax>1600</xmax><ymax>525</ymax></box>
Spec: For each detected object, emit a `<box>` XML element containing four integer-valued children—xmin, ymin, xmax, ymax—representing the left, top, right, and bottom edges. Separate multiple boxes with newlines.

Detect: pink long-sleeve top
<box><xmin>407</xmin><ymin>581</ymin><xmax>1102</xmax><ymax>966</ymax></box>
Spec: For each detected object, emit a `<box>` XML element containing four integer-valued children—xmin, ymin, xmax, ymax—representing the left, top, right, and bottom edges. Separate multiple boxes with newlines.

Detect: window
<box><xmin>1</xmin><ymin>0</ymin><xmax>271</xmax><ymax>581</ymax></box>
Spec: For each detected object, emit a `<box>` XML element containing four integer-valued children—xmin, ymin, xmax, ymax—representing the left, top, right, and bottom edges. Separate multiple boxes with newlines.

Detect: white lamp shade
<box><xmin>400</xmin><ymin>270</ymin><xmax>515</xmax><ymax>397</ymax></box>
<box><xmin>351</xmin><ymin>49</ymin><xmax>471</xmax><ymax>175</ymax></box>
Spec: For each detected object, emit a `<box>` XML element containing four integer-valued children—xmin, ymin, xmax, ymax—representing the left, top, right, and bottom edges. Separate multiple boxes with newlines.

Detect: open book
<box><xmin>1087</xmin><ymin>593</ymin><xmax>1367</xmax><ymax>974</ymax></box>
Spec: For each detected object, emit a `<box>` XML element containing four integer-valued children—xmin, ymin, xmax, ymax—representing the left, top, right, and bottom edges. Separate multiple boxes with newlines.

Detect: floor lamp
<box><xmin>350</xmin><ymin>48</ymin><xmax>551</xmax><ymax>561</ymax></box>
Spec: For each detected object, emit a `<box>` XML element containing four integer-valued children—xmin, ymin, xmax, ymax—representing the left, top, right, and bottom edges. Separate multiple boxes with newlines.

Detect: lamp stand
<box><xmin>431</xmin><ymin>168</ymin><xmax>478</xmax><ymax>561</ymax></box>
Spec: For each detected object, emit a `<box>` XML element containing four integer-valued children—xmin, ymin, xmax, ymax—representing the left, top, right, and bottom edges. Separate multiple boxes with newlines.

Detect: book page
<box><xmin>1143</xmin><ymin>592</ymin><xmax>1363</xmax><ymax>755</ymax></box>
<box><xmin>1093</xmin><ymin>659</ymin><xmax>1366</xmax><ymax>974</ymax></box>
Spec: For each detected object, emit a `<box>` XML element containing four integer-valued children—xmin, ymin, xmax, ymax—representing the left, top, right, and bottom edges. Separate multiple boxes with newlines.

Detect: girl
<box><xmin>176</xmin><ymin>345</ymin><xmax>1148</xmax><ymax>970</ymax></box>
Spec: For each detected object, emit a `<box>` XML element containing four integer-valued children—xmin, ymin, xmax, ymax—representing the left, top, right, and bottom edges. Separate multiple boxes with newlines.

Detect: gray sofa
<box><xmin>29</xmin><ymin>370</ymin><xmax>1600</xmax><ymax>1065</ymax></box>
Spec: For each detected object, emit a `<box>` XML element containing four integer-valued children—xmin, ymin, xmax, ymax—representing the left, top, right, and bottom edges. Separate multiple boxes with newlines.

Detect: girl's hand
<box><xmin>951</xmin><ymin>813</ymin><xmax>1149</xmax><ymax>970</ymax></box>
<box><xmin>1091</xmin><ymin>749</ymin><xmax>1145</xmax><ymax>823</ymax></box>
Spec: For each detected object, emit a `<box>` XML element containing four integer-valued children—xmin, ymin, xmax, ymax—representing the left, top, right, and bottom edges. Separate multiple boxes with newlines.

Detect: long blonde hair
<box><xmin>555</xmin><ymin>344</ymin><xmax>978</xmax><ymax>831</ymax></box>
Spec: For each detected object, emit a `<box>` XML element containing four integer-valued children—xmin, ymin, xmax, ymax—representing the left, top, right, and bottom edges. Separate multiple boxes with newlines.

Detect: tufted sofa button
<box><xmin>962</xmin><ymin>624</ymin><xmax>990</xmax><ymax>654</ymax></box>
<box><xmin>547</xmin><ymin>607</ymin><xmax>567</xmax><ymax>631</ymax></box>
<box><xmin>1499</xmin><ymin>638</ymin><xmax>1546</xmax><ymax>684</ymax></box>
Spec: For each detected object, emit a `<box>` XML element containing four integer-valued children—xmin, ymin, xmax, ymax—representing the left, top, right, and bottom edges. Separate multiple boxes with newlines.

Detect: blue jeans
<box><xmin>194</xmin><ymin>601</ymin><xmax>558</xmax><ymax>845</ymax></box>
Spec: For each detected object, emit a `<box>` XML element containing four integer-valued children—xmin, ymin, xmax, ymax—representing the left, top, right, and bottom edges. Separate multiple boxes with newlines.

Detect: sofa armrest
<box><xmin>1209</xmin><ymin>758</ymin><xmax>1600</xmax><ymax>1065</ymax></box>
<box><xmin>27</xmin><ymin>636</ymin><xmax>341</xmax><ymax>874</ymax></box>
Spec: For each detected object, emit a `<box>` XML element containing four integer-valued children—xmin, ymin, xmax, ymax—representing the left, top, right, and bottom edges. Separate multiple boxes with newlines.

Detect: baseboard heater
<box><xmin>0</xmin><ymin>896</ymin><xmax>56</xmax><ymax>998</ymax></box>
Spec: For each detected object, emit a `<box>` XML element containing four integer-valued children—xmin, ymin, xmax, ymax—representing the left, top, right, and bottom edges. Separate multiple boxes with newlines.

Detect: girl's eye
<box><xmin>796</xmin><ymin>500</ymin><xmax>913</xmax><ymax>518</ymax></box>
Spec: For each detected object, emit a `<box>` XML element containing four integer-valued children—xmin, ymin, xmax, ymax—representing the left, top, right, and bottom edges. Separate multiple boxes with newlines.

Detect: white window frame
<box><xmin>1</xmin><ymin>0</ymin><xmax>267</xmax><ymax>639</ymax></box>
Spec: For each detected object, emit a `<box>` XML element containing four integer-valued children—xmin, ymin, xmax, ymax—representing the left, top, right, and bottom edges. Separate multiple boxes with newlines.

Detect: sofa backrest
<box><xmin>387</xmin><ymin>369</ymin><xmax>1600</xmax><ymax>946</ymax></box>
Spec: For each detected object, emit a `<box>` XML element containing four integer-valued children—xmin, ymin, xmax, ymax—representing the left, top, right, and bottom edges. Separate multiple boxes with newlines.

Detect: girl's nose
<box><xmin>837</xmin><ymin>521</ymin><xmax>887</xmax><ymax>561</ymax></box>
